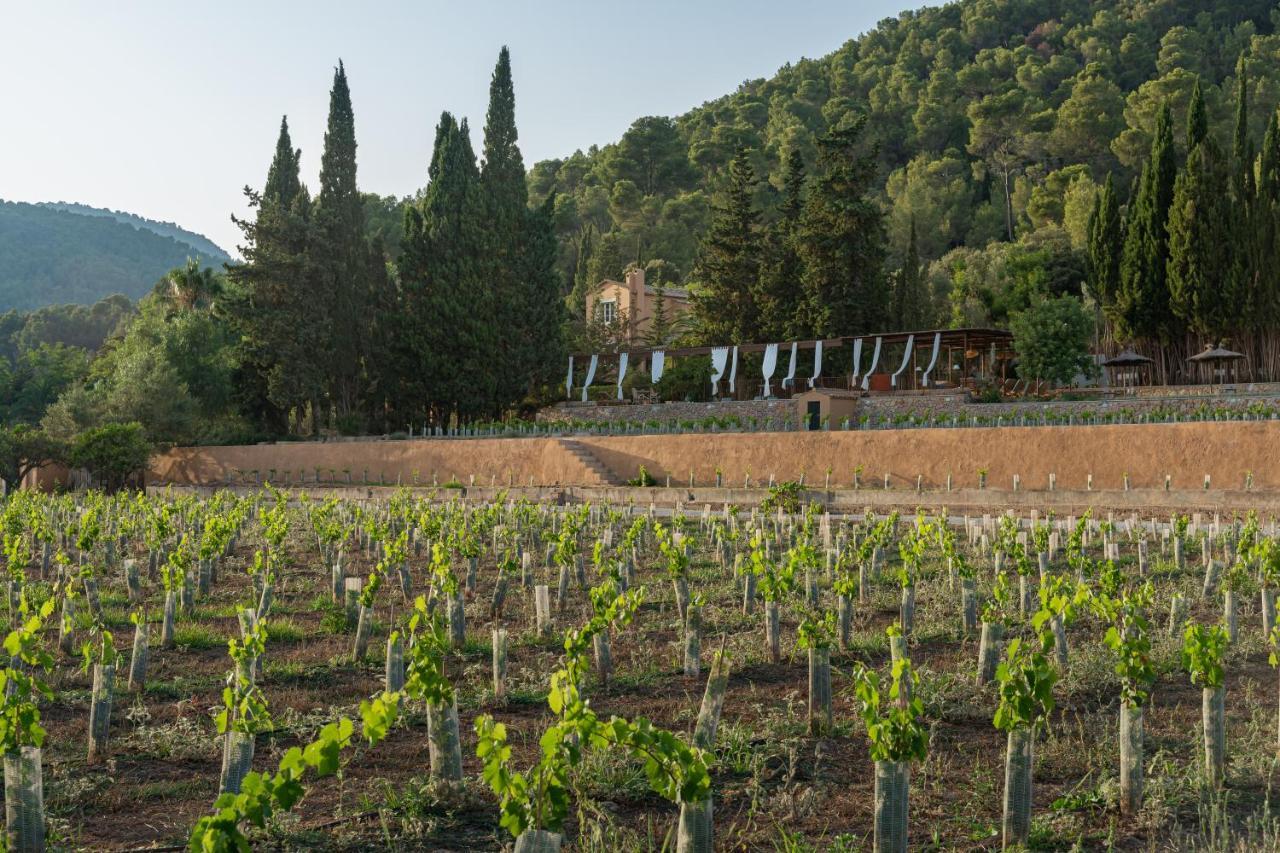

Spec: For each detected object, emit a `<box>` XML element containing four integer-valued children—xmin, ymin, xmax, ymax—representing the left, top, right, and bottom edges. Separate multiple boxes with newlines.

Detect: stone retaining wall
<box><xmin>152</xmin><ymin>420</ymin><xmax>1280</xmax><ymax>494</ymax></box>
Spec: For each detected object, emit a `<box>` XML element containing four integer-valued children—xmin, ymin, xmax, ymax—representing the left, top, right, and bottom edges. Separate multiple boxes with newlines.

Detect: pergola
<box><xmin>569</xmin><ymin>327</ymin><xmax>1014</xmax><ymax>401</ymax></box>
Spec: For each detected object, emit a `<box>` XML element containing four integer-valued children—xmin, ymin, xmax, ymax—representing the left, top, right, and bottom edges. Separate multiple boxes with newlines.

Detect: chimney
<box><xmin>626</xmin><ymin>266</ymin><xmax>645</xmax><ymax>320</ymax></box>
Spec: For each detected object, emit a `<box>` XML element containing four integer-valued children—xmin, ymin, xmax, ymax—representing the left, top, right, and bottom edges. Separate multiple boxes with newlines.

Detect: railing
<box><xmin>338</xmin><ymin>399</ymin><xmax>1280</xmax><ymax>443</ymax></box>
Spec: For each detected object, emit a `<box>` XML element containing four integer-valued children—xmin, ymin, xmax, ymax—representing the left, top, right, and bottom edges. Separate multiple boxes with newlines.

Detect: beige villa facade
<box><xmin>585</xmin><ymin>266</ymin><xmax>692</xmax><ymax>343</ymax></box>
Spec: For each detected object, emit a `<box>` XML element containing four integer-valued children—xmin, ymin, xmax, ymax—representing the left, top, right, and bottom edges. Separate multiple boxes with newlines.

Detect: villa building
<box><xmin>585</xmin><ymin>266</ymin><xmax>692</xmax><ymax>343</ymax></box>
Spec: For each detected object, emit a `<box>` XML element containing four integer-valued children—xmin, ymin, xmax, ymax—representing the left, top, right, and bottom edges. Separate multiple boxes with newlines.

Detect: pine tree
<box><xmin>756</xmin><ymin>147</ymin><xmax>806</xmax><ymax>340</ymax></box>
<box><xmin>1117</xmin><ymin>102</ymin><xmax>1177</xmax><ymax>347</ymax></box>
<box><xmin>1087</xmin><ymin>174</ymin><xmax>1124</xmax><ymax>326</ymax></box>
<box><xmin>313</xmin><ymin>60</ymin><xmax>370</xmax><ymax>424</ymax></box>
<box><xmin>795</xmin><ymin>114</ymin><xmax>888</xmax><ymax>337</ymax></box>
<box><xmin>691</xmin><ymin>148</ymin><xmax>761</xmax><ymax>344</ymax></box>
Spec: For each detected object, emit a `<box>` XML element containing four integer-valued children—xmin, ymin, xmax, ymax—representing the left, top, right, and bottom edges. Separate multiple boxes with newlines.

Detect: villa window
<box><xmin>600</xmin><ymin>299</ymin><xmax>617</xmax><ymax>325</ymax></box>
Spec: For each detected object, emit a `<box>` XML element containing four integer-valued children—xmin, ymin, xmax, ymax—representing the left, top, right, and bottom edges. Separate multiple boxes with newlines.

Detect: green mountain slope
<box><xmin>0</xmin><ymin>200</ymin><xmax>226</xmax><ymax>311</ymax></box>
<box><xmin>37</xmin><ymin>202</ymin><xmax>230</xmax><ymax>262</ymax></box>
<box><xmin>531</xmin><ymin>0</ymin><xmax>1279</xmax><ymax>308</ymax></box>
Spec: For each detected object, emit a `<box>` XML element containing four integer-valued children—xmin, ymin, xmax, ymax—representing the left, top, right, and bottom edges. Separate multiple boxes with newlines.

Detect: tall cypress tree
<box><xmin>313</xmin><ymin>60</ymin><xmax>369</xmax><ymax>423</ymax></box>
<box><xmin>795</xmin><ymin>114</ymin><xmax>888</xmax><ymax>337</ymax></box>
<box><xmin>481</xmin><ymin>46</ymin><xmax>531</xmax><ymax>411</ymax></box>
<box><xmin>1186</xmin><ymin>79</ymin><xmax>1208</xmax><ymax>153</ymax></box>
<box><xmin>401</xmin><ymin>114</ymin><xmax>493</xmax><ymax>422</ymax></box>
<box><xmin>756</xmin><ymin>147</ymin><xmax>806</xmax><ymax>340</ymax></box>
<box><xmin>225</xmin><ymin>118</ymin><xmax>317</xmax><ymax>435</ymax></box>
<box><xmin>521</xmin><ymin>193</ymin><xmax>568</xmax><ymax>395</ymax></box>
<box><xmin>1087</xmin><ymin>174</ymin><xmax>1123</xmax><ymax>326</ymax></box>
<box><xmin>691</xmin><ymin>148</ymin><xmax>761</xmax><ymax>344</ymax></box>
<box><xmin>890</xmin><ymin>216</ymin><xmax>928</xmax><ymax>329</ymax></box>
<box><xmin>264</xmin><ymin>117</ymin><xmax>301</xmax><ymax>211</ymax></box>
<box><xmin>568</xmin><ymin>224</ymin><xmax>595</xmax><ymax>319</ymax></box>
<box><xmin>1230</xmin><ymin>59</ymin><xmax>1256</xmax><ymax>329</ymax></box>
<box><xmin>1117</xmin><ymin>102</ymin><xmax>1177</xmax><ymax>348</ymax></box>
<box><xmin>1168</xmin><ymin>135</ymin><xmax>1232</xmax><ymax>340</ymax></box>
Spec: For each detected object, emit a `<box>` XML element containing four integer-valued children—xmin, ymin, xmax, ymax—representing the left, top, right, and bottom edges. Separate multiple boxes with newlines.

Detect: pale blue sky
<box><xmin>1</xmin><ymin>1</ymin><xmax>906</xmax><ymax>255</ymax></box>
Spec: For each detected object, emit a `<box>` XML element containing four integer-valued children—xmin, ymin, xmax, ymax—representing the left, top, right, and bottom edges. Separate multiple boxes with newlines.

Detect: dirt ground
<box><xmin>35</xmin><ymin>503</ymin><xmax>1280</xmax><ymax>852</ymax></box>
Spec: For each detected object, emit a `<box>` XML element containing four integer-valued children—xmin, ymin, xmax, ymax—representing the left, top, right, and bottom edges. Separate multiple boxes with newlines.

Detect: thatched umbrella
<box><xmin>1102</xmin><ymin>350</ymin><xmax>1154</xmax><ymax>388</ymax></box>
<box><xmin>1188</xmin><ymin>344</ymin><xmax>1245</xmax><ymax>390</ymax></box>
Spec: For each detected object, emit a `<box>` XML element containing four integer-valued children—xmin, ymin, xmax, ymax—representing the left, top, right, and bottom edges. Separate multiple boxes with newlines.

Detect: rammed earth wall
<box><xmin>151</xmin><ymin>421</ymin><xmax>1280</xmax><ymax>492</ymax></box>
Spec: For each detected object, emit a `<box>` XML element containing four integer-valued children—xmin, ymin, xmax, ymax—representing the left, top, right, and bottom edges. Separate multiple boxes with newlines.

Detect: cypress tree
<box><xmin>1167</xmin><ymin>137</ymin><xmax>1232</xmax><ymax>340</ymax></box>
<box><xmin>890</xmin><ymin>216</ymin><xmax>927</xmax><ymax>330</ymax></box>
<box><xmin>400</xmin><ymin>114</ymin><xmax>494</xmax><ymax>423</ymax></box>
<box><xmin>1186</xmin><ymin>79</ymin><xmax>1208</xmax><ymax>153</ymax></box>
<box><xmin>481</xmin><ymin>46</ymin><xmax>531</xmax><ymax>412</ymax></box>
<box><xmin>264</xmin><ymin>117</ymin><xmax>301</xmax><ymax>211</ymax></box>
<box><xmin>1087</xmin><ymin>174</ymin><xmax>1123</xmax><ymax>325</ymax></box>
<box><xmin>756</xmin><ymin>147</ymin><xmax>807</xmax><ymax>340</ymax></box>
<box><xmin>313</xmin><ymin>60</ymin><xmax>370</xmax><ymax>425</ymax></box>
<box><xmin>795</xmin><ymin>114</ymin><xmax>888</xmax><ymax>337</ymax></box>
<box><xmin>1257</xmin><ymin>112</ymin><xmax>1280</xmax><ymax>333</ymax></box>
<box><xmin>1230</xmin><ymin>60</ymin><xmax>1256</xmax><ymax>330</ymax></box>
<box><xmin>1117</xmin><ymin>102</ymin><xmax>1177</xmax><ymax>348</ymax></box>
<box><xmin>225</xmin><ymin>118</ymin><xmax>318</xmax><ymax>435</ymax></box>
<box><xmin>521</xmin><ymin>193</ymin><xmax>568</xmax><ymax>396</ymax></box>
<box><xmin>568</xmin><ymin>224</ymin><xmax>595</xmax><ymax>319</ymax></box>
<box><xmin>691</xmin><ymin>148</ymin><xmax>761</xmax><ymax>344</ymax></box>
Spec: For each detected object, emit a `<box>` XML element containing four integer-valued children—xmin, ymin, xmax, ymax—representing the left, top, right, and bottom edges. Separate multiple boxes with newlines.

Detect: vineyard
<box><xmin>3</xmin><ymin>488</ymin><xmax>1280</xmax><ymax>851</ymax></box>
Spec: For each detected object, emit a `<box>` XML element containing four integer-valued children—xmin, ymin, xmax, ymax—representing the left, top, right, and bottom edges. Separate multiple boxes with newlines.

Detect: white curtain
<box><xmin>860</xmin><ymin>337</ymin><xmax>883</xmax><ymax>390</ymax></box>
<box><xmin>891</xmin><ymin>335</ymin><xmax>915</xmax><ymax>388</ymax></box>
<box><xmin>710</xmin><ymin>347</ymin><xmax>729</xmax><ymax>396</ymax></box>
<box><xmin>566</xmin><ymin>356</ymin><xmax>574</xmax><ymax>400</ymax></box>
<box><xmin>728</xmin><ymin>346</ymin><xmax>739</xmax><ymax>394</ymax></box>
<box><xmin>809</xmin><ymin>340</ymin><xmax>824</xmax><ymax>389</ymax></box>
<box><xmin>580</xmin><ymin>354</ymin><xmax>598</xmax><ymax>402</ymax></box>
<box><xmin>616</xmin><ymin>352</ymin><xmax>629</xmax><ymax>400</ymax></box>
<box><xmin>782</xmin><ymin>342</ymin><xmax>798</xmax><ymax>390</ymax></box>
<box><xmin>921</xmin><ymin>332</ymin><xmax>942</xmax><ymax>387</ymax></box>
<box><xmin>850</xmin><ymin>338</ymin><xmax>863</xmax><ymax>385</ymax></box>
<box><xmin>651</xmin><ymin>350</ymin><xmax>665</xmax><ymax>384</ymax></box>
<box><xmin>761</xmin><ymin>343</ymin><xmax>779</xmax><ymax>396</ymax></box>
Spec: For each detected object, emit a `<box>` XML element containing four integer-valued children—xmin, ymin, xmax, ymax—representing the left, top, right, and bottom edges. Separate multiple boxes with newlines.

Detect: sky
<box><xmin>1</xmin><ymin>0</ymin><xmax>905</xmax><ymax>256</ymax></box>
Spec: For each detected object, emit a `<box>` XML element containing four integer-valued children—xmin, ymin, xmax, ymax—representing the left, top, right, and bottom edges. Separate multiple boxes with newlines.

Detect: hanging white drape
<box><xmin>728</xmin><ymin>346</ymin><xmax>739</xmax><ymax>394</ymax></box>
<box><xmin>891</xmin><ymin>335</ymin><xmax>915</xmax><ymax>388</ymax></box>
<box><xmin>850</xmin><ymin>338</ymin><xmax>863</xmax><ymax>386</ymax></box>
<box><xmin>616</xmin><ymin>352</ymin><xmax>629</xmax><ymax>400</ymax></box>
<box><xmin>709</xmin><ymin>347</ymin><xmax>729</xmax><ymax>396</ymax></box>
<box><xmin>860</xmin><ymin>337</ymin><xmax>883</xmax><ymax>390</ymax></box>
<box><xmin>782</xmin><ymin>342</ymin><xmax>798</xmax><ymax>390</ymax></box>
<box><xmin>761</xmin><ymin>343</ymin><xmax>779</xmax><ymax>397</ymax></box>
<box><xmin>580</xmin><ymin>354</ymin><xmax>598</xmax><ymax>402</ymax></box>
<box><xmin>651</xmin><ymin>351</ymin><xmax>665</xmax><ymax>384</ymax></box>
<box><xmin>809</xmin><ymin>340</ymin><xmax>824</xmax><ymax>389</ymax></box>
<box><xmin>566</xmin><ymin>356</ymin><xmax>574</xmax><ymax>400</ymax></box>
<box><xmin>920</xmin><ymin>332</ymin><xmax>942</xmax><ymax>387</ymax></box>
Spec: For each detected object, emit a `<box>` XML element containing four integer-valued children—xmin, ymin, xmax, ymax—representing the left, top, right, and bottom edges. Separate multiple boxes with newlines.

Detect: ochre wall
<box><xmin>150</xmin><ymin>421</ymin><xmax>1280</xmax><ymax>492</ymax></box>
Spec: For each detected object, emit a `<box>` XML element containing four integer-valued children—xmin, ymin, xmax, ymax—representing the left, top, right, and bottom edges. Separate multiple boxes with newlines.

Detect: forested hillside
<box><xmin>37</xmin><ymin>202</ymin><xmax>230</xmax><ymax>262</ymax></box>
<box><xmin>0</xmin><ymin>201</ymin><xmax>223</xmax><ymax>311</ymax></box>
<box><xmin>531</xmin><ymin>0</ymin><xmax>1280</xmax><ymax>330</ymax></box>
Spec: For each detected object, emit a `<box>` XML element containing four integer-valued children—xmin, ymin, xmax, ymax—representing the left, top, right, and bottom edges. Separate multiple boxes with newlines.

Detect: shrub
<box><xmin>69</xmin><ymin>422</ymin><xmax>151</xmax><ymax>492</ymax></box>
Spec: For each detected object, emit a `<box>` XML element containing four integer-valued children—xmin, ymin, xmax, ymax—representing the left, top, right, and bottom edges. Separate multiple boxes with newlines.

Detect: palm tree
<box><xmin>163</xmin><ymin>259</ymin><xmax>221</xmax><ymax>311</ymax></box>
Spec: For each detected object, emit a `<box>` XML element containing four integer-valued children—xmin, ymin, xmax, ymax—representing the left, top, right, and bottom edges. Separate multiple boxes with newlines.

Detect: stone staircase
<box><xmin>558</xmin><ymin>439</ymin><xmax>619</xmax><ymax>486</ymax></box>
